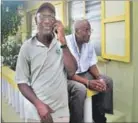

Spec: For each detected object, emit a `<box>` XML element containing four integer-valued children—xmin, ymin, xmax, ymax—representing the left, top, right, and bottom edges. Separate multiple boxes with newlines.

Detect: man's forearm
<box><xmin>72</xmin><ymin>74</ymin><xmax>88</xmax><ymax>86</ymax></box>
<box><xmin>89</xmin><ymin>65</ymin><xmax>101</xmax><ymax>79</ymax></box>
<box><xmin>18</xmin><ymin>83</ymin><xmax>41</xmax><ymax>106</ymax></box>
<box><xmin>62</xmin><ymin>47</ymin><xmax>77</xmax><ymax>79</ymax></box>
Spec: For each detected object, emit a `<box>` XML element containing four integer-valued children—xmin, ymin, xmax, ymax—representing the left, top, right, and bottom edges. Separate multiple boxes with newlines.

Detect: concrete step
<box><xmin>106</xmin><ymin>110</ymin><xmax>126</xmax><ymax>122</ymax></box>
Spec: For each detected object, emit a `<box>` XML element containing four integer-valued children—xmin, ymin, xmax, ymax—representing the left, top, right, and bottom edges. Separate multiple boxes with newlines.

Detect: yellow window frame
<box><xmin>101</xmin><ymin>1</ymin><xmax>130</xmax><ymax>62</ymax></box>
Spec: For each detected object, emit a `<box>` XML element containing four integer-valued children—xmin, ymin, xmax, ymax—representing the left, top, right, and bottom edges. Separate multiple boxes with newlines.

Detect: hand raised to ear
<box><xmin>54</xmin><ymin>20</ymin><xmax>66</xmax><ymax>44</ymax></box>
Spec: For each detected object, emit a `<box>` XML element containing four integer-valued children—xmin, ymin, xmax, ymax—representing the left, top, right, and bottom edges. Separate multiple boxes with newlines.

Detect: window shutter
<box><xmin>101</xmin><ymin>1</ymin><xmax>130</xmax><ymax>62</ymax></box>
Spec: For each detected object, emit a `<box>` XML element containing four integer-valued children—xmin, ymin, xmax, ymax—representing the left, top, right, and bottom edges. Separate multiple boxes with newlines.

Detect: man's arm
<box><xmin>18</xmin><ymin>84</ymin><xmax>53</xmax><ymax>122</ymax></box>
<box><xmin>55</xmin><ymin>20</ymin><xmax>77</xmax><ymax>78</ymax></box>
<box><xmin>89</xmin><ymin>65</ymin><xmax>107</xmax><ymax>91</ymax></box>
<box><xmin>62</xmin><ymin>47</ymin><xmax>77</xmax><ymax>78</ymax></box>
<box><xmin>88</xmin><ymin>65</ymin><xmax>101</xmax><ymax>79</ymax></box>
<box><xmin>18</xmin><ymin>84</ymin><xmax>40</xmax><ymax>106</ymax></box>
<box><xmin>72</xmin><ymin>74</ymin><xmax>89</xmax><ymax>85</ymax></box>
<box><xmin>72</xmin><ymin>74</ymin><xmax>105</xmax><ymax>92</ymax></box>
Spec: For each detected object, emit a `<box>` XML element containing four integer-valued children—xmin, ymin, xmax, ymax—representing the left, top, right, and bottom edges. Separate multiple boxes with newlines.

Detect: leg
<box><xmin>92</xmin><ymin>93</ymin><xmax>106</xmax><ymax>123</ymax></box>
<box><xmin>99</xmin><ymin>75</ymin><xmax>113</xmax><ymax>114</ymax></box>
<box><xmin>68</xmin><ymin>80</ymin><xmax>87</xmax><ymax>123</ymax></box>
<box><xmin>86</xmin><ymin>73</ymin><xmax>113</xmax><ymax>122</ymax></box>
<box><xmin>82</xmin><ymin>73</ymin><xmax>107</xmax><ymax>123</ymax></box>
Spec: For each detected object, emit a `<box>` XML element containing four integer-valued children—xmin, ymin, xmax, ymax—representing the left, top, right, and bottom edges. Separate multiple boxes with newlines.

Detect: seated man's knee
<box><xmin>100</xmin><ymin>75</ymin><xmax>113</xmax><ymax>89</ymax></box>
<box><xmin>72</xmin><ymin>81</ymin><xmax>87</xmax><ymax>98</ymax></box>
<box><xmin>77</xmin><ymin>82</ymin><xmax>87</xmax><ymax>97</ymax></box>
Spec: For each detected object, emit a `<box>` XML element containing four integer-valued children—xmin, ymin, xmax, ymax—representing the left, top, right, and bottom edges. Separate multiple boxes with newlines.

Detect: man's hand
<box><xmin>88</xmin><ymin>80</ymin><xmax>106</xmax><ymax>92</ymax></box>
<box><xmin>34</xmin><ymin>99</ymin><xmax>54</xmax><ymax>122</ymax></box>
<box><xmin>99</xmin><ymin>79</ymin><xmax>107</xmax><ymax>91</ymax></box>
<box><xmin>54</xmin><ymin>20</ymin><xmax>66</xmax><ymax>44</ymax></box>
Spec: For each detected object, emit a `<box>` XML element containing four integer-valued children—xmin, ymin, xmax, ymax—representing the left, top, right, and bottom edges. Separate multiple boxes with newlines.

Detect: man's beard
<box><xmin>43</xmin><ymin>32</ymin><xmax>54</xmax><ymax>42</ymax></box>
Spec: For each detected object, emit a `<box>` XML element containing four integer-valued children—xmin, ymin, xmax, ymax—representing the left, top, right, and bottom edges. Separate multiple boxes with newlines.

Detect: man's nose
<box><xmin>43</xmin><ymin>18</ymin><xmax>51</xmax><ymax>23</ymax></box>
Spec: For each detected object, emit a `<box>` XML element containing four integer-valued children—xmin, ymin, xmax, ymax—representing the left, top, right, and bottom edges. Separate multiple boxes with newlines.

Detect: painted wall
<box><xmin>132</xmin><ymin>1</ymin><xmax>138</xmax><ymax>122</ymax></box>
<box><xmin>98</xmin><ymin>2</ymin><xmax>138</xmax><ymax>122</ymax></box>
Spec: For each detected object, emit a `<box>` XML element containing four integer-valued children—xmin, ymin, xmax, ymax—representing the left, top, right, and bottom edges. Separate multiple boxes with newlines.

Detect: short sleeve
<box><xmin>15</xmin><ymin>43</ymin><xmax>31</xmax><ymax>85</ymax></box>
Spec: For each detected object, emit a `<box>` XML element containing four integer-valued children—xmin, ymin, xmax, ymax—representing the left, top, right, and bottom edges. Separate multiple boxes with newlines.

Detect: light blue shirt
<box><xmin>66</xmin><ymin>34</ymin><xmax>98</xmax><ymax>74</ymax></box>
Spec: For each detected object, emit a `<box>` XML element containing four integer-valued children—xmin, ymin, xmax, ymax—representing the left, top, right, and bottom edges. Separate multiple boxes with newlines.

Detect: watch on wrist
<box><xmin>60</xmin><ymin>44</ymin><xmax>67</xmax><ymax>48</ymax></box>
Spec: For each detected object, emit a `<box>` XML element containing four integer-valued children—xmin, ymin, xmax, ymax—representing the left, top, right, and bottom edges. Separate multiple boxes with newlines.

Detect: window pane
<box><xmin>85</xmin><ymin>1</ymin><xmax>101</xmax><ymax>56</ymax></box>
<box><xmin>105</xmin><ymin>1</ymin><xmax>125</xmax><ymax>18</ymax></box>
<box><xmin>105</xmin><ymin>21</ymin><xmax>125</xmax><ymax>56</ymax></box>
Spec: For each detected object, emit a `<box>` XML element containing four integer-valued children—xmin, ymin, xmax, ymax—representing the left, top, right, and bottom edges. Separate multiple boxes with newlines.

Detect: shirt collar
<box><xmin>31</xmin><ymin>35</ymin><xmax>57</xmax><ymax>48</ymax></box>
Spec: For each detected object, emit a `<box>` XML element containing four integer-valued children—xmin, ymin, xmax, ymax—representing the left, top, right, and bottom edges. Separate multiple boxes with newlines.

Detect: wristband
<box><xmin>60</xmin><ymin>44</ymin><xmax>67</xmax><ymax>48</ymax></box>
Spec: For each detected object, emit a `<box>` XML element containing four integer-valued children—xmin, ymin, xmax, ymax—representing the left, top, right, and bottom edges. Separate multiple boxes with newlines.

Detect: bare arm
<box><xmin>88</xmin><ymin>65</ymin><xmax>107</xmax><ymax>91</ymax></box>
<box><xmin>88</xmin><ymin>65</ymin><xmax>101</xmax><ymax>79</ymax></box>
<box><xmin>72</xmin><ymin>74</ymin><xmax>88</xmax><ymax>85</ymax></box>
<box><xmin>55</xmin><ymin>20</ymin><xmax>77</xmax><ymax>78</ymax></box>
<box><xmin>18</xmin><ymin>84</ymin><xmax>54</xmax><ymax>122</ymax></box>
<box><xmin>62</xmin><ymin>45</ymin><xmax>77</xmax><ymax>79</ymax></box>
<box><xmin>18</xmin><ymin>83</ymin><xmax>40</xmax><ymax>106</ymax></box>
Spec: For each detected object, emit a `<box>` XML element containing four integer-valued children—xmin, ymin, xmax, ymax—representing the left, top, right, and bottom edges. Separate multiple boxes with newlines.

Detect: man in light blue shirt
<box><xmin>66</xmin><ymin>19</ymin><xmax>113</xmax><ymax>123</ymax></box>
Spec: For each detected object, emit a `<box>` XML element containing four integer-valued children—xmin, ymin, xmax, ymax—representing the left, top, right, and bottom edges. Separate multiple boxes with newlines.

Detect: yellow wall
<box><xmin>132</xmin><ymin>2</ymin><xmax>138</xmax><ymax>122</ymax></box>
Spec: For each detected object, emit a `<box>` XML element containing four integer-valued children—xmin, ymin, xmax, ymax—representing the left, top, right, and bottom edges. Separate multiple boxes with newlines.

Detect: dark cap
<box><xmin>36</xmin><ymin>2</ymin><xmax>56</xmax><ymax>15</ymax></box>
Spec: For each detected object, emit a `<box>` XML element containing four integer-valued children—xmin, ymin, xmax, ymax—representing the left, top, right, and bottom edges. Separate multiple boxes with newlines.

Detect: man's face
<box><xmin>76</xmin><ymin>22</ymin><xmax>91</xmax><ymax>43</ymax></box>
<box><xmin>35</xmin><ymin>8</ymin><xmax>56</xmax><ymax>36</ymax></box>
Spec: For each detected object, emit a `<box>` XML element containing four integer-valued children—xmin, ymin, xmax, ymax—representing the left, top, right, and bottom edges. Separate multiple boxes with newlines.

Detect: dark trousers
<box><xmin>92</xmin><ymin>93</ymin><xmax>107</xmax><ymax>123</ymax></box>
<box><xmin>68</xmin><ymin>80</ymin><xmax>86</xmax><ymax>123</ymax></box>
<box><xmin>68</xmin><ymin>73</ymin><xmax>113</xmax><ymax>123</ymax></box>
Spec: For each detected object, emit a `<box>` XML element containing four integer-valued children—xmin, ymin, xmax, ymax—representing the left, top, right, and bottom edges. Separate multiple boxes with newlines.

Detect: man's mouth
<box><xmin>43</xmin><ymin>26</ymin><xmax>52</xmax><ymax>30</ymax></box>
